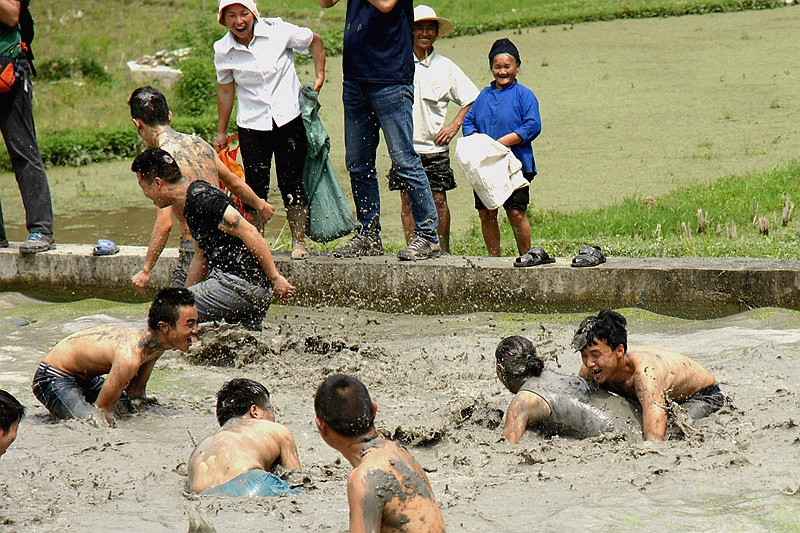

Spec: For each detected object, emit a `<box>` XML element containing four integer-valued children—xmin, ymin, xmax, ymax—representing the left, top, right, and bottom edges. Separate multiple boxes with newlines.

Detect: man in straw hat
<box><xmin>387</xmin><ymin>5</ymin><xmax>479</xmax><ymax>254</ymax></box>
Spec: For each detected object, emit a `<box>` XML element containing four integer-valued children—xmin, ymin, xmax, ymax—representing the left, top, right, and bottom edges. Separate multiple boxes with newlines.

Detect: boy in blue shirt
<box><xmin>463</xmin><ymin>38</ymin><xmax>542</xmax><ymax>257</ymax></box>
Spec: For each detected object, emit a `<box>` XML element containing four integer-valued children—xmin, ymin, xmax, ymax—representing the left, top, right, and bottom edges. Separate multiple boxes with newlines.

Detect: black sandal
<box><xmin>570</xmin><ymin>245</ymin><xmax>606</xmax><ymax>268</ymax></box>
<box><xmin>514</xmin><ymin>246</ymin><xmax>556</xmax><ymax>268</ymax></box>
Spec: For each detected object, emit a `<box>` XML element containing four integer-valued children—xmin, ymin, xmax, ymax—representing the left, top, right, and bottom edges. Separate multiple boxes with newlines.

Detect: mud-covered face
<box><xmin>0</xmin><ymin>420</ymin><xmax>19</xmax><ymax>458</ymax></box>
<box><xmin>496</xmin><ymin>362</ymin><xmax>525</xmax><ymax>393</ymax></box>
<box><xmin>580</xmin><ymin>339</ymin><xmax>623</xmax><ymax>384</ymax></box>
<box><xmin>224</xmin><ymin>5</ymin><xmax>255</xmax><ymax>44</ymax></box>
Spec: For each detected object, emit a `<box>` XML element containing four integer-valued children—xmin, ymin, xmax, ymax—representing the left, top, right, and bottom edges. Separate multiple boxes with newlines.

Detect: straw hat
<box><xmin>413</xmin><ymin>5</ymin><xmax>455</xmax><ymax>37</ymax></box>
<box><xmin>218</xmin><ymin>0</ymin><xmax>260</xmax><ymax>25</ymax></box>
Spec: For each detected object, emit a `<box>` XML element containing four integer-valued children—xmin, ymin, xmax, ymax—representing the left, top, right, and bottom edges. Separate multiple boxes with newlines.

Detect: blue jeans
<box><xmin>0</xmin><ymin>60</ymin><xmax>54</xmax><ymax>239</ymax></box>
<box><xmin>188</xmin><ymin>269</ymin><xmax>272</xmax><ymax>331</ymax></box>
<box><xmin>32</xmin><ymin>362</ymin><xmax>105</xmax><ymax>419</ymax></box>
<box><xmin>342</xmin><ymin>81</ymin><xmax>438</xmax><ymax>242</ymax></box>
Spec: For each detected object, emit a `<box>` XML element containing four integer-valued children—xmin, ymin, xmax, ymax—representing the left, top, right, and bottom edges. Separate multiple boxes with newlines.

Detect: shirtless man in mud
<box><xmin>187</xmin><ymin>378</ymin><xmax>301</xmax><ymax>497</ymax></box>
<box><xmin>314</xmin><ymin>374</ymin><xmax>446</xmax><ymax>533</ymax></box>
<box><xmin>573</xmin><ymin>309</ymin><xmax>731</xmax><ymax>441</ymax></box>
<box><xmin>128</xmin><ymin>86</ymin><xmax>275</xmax><ymax>296</ymax></box>
<box><xmin>496</xmin><ymin>335</ymin><xmax>642</xmax><ymax>444</ymax></box>
<box><xmin>31</xmin><ymin>288</ymin><xmax>198</xmax><ymax>425</ymax></box>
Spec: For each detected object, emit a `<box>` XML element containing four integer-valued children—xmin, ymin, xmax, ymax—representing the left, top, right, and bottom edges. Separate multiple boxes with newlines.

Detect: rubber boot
<box><xmin>286</xmin><ymin>206</ymin><xmax>309</xmax><ymax>260</ymax></box>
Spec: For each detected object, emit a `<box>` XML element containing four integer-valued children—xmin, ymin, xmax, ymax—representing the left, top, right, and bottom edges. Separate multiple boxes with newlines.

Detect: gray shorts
<box><xmin>187</xmin><ymin>268</ymin><xmax>272</xmax><ymax>331</ymax></box>
<box><xmin>170</xmin><ymin>240</ymin><xmax>195</xmax><ymax>289</ymax></box>
<box><xmin>388</xmin><ymin>151</ymin><xmax>456</xmax><ymax>192</ymax></box>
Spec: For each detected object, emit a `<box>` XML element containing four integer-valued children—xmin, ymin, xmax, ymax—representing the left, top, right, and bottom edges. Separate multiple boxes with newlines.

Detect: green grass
<box><xmin>28</xmin><ymin>0</ymin><xmax>785</xmax><ymax>132</ymax></box>
<box><xmin>448</xmin><ymin>157</ymin><xmax>800</xmax><ymax>259</ymax></box>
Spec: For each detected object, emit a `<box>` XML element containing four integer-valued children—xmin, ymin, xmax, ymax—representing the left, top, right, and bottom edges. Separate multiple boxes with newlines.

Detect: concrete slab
<box><xmin>1</xmin><ymin>244</ymin><xmax>799</xmax><ymax>318</ymax></box>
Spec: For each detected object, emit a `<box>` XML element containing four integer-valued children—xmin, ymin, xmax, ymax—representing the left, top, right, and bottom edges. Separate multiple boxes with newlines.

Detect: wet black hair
<box><xmin>147</xmin><ymin>288</ymin><xmax>195</xmax><ymax>332</ymax></box>
<box><xmin>128</xmin><ymin>86</ymin><xmax>171</xmax><ymax>127</ymax></box>
<box><xmin>495</xmin><ymin>336</ymin><xmax>544</xmax><ymax>393</ymax></box>
<box><xmin>216</xmin><ymin>378</ymin><xmax>272</xmax><ymax>426</ymax></box>
<box><xmin>0</xmin><ymin>390</ymin><xmax>25</xmax><ymax>432</ymax></box>
<box><xmin>131</xmin><ymin>148</ymin><xmax>183</xmax><ymax>184</ymax></box>
<box><xmin>314</xmin><ymin>374</ymin><xmax>374</xmax><ymax>437</ymax></box>
<box><xmin>572</xmin><ymin>309</ymin><xmax>628</xmax><ymax>353</ymax></box>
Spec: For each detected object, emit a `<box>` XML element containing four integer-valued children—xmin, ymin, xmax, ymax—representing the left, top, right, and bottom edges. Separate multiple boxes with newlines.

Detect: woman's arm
<box><xmin>310</xmin><ymin>33</ymin><xmax>326</xmax><ymax>92</ymax></box>
<box><xmin>215</xmin><ymin>82</ymin><xmax>236</xmax><ymax>153</ymax></box>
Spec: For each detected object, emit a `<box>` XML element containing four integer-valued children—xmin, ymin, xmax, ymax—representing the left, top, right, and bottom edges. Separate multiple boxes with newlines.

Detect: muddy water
<box><xmin>1</xmin><ymin>294</ymin><xmax>799</xmax><ymax>531</ymax></box>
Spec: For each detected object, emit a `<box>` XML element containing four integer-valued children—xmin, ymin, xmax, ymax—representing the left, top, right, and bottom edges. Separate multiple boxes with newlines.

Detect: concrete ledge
<box><xmin>2</xmin><ymin>244</ymin><xmax>799</xmax><ymax>318</ymax></box>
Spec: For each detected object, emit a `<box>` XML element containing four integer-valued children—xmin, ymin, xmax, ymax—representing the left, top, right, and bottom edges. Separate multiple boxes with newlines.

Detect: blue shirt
<box><xmin>342</xmin><ymin>0</ymin><xmax>414</xmax><ymax>84</ymax></box>
<box><xmin>462</xmin><ymin>80</ymin><xmax>542</xmax><ymax>174</ymax></box>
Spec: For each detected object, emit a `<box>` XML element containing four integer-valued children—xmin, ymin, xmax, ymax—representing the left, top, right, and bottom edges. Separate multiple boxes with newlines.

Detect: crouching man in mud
<box><xmin>132</xmin><ymin>148</ymin><xmax>295</xmax><ymax>331</ymax></box>
<box><xmin>573</xmin><ymin>309</ymin><xmax>732</xmax><ymax>441</ymax></box>
<box><xmin>31</xmin><ymin>288</ymin><xmax>198</xmax><ymax>425</ymax></box>
<box><xmin>496</xmin><ymin>336</ymin><xmax>643</xmax><ymax>444</ymax></box>
<box><xmin>314</xmin><ymin>374</ymin><xmax>446</xmax><ymax>533</ymax></box>
<box><xmin>187</xmin><ymin>378</ymin><xmax>301</xmax><ymax>497</ymax></box>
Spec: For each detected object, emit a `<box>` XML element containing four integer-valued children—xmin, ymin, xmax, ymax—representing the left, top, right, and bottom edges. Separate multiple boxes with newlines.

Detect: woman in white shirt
<box><xmin>213</xmin><ymin>0</ymin><xmax>326</xmax><ymax>260</ymax></box>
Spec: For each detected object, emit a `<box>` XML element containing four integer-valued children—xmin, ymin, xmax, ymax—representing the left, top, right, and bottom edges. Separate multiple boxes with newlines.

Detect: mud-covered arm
<box><xmin>95</xmin><ymin>355</ymin><xmax>141</xmax><ymax>419</ymax></box>
<box><xmin>347</xmin><ymin>471</ymin><xmax>382</xmax><ymax>533</ymax></box>
<box><xmin>277</xmin><ymin>427</ymin><xmax>302</xmax><ymax>470</ymax></box>
<box><xmin>125</xmin><ymin>356</ymin><xmax>160</xmax><ymax>400</ymax></box>
<box><xmin>502</xmin><ymin>391</ymin><xmax>551</xmax><ymax>444</ymax></box>
<box><xmin>132</xmin><ymin>206</ymin><xmax>173</xmax><ymax>296</ymax></box>
<box><xmin>636</xmin><ymin>373</ymin><xmax>668</xmax><ymax>441</ymax></box>
<box><xmin>185</xmin><ymin>241</ymin><xmax>209</xmax><ymax>287</ymax></box>
<box><xmin>217</xmin><ymin>205</ymin><xmax>296</xmax><ymax>299</ymax></box>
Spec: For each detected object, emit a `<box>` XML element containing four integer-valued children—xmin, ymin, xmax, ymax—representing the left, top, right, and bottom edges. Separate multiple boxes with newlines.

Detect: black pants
<box><xmin>237</xmin><ymin>115</ymin><xmax>307</xmax><ymax>208</ymax></box>
<box><xmin>0</xmin><ymin>60</ymin><xmax>54</xmax><ymax>239</ymax></box>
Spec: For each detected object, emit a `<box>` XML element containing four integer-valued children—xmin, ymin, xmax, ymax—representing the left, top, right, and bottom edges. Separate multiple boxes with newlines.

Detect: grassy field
<box><xmin>2</xmin><ymin>1</ymin><xmax>798</xmax><ymax>257</ymax></box>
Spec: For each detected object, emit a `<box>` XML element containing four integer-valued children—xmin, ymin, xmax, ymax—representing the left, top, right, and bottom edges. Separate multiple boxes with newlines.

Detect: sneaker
<box><xmin>397</xmin><ymin>235</ymin><xmax>441</xmax><ymax>261</ymax></box>
<box><xmin>19</xmin><ymin>232</ymin><xmax>54</xmax><ymax>253</ymax></box>
<box><xmin>332</xmin><ymin>232</ymin><xmax>383</xmax><ymax>258</ymax></box>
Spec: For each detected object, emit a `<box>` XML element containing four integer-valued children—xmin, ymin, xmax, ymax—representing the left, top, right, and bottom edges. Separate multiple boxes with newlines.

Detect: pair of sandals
<box><xmin>513</xmin><ymin>245</ymin><xmax>606</xmax><ymax>268</ymax></box>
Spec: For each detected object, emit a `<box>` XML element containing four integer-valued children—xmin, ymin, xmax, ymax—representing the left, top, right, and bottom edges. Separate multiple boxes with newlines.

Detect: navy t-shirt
<box><xmin>342</xmin><ymin>0</ymin><xmax>414</xmax><ymax>84</ymax></box>
<box><xmin>183</xmin><ymin>181</ymin><xmax>268</xmax><ymax>287</ymax></box>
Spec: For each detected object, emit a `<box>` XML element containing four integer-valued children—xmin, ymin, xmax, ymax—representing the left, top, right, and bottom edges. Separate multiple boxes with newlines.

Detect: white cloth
<box><xmin>214</xmin><ymin>17</ymin><xmax>312</xmax><ymax>131</ymax></box>
<box><xmin>412</xmin><ymin>50</ymin><xmax>479</xmax><ymax>154</ymax></box>
<box><xmin>454</xmin><ymin>134</ymin><xmax>529</xmax><ymax>210</ymax></box>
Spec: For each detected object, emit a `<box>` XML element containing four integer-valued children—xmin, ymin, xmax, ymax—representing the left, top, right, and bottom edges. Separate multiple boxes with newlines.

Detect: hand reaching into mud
<box><xmin>89</xmin><ymin>406</ymin><xmax>114</xmax><ymax>428</ymax></box>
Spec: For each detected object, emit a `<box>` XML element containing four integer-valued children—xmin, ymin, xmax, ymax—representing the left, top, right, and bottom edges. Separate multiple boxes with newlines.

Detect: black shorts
<box><xmin>473</xmin><ymin>171</ymin><xmax>535</xmax><ymax>211</ymax></box>
<box><xmin>388</xmin><ymin>151</ymin><xmax>456</xmax><ymax>193</ymax></box>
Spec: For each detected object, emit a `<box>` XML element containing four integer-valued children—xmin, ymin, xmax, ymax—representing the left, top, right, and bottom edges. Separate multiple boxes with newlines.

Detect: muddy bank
<box><xmin>1</xmin><ymin>295</ymin><xmax>799</xmax><ymax>531</ymax></box>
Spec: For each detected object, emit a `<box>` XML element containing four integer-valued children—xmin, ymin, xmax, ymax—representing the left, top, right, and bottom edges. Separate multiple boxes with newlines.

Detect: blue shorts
<box><xmin>201</xmin><ymin>469</ymin><xmax>300</xmax><ymax>498</ymax></box>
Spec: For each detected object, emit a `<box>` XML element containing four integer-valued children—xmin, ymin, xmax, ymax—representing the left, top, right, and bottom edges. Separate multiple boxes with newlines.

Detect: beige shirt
<box><xmin>412</xmin><ymin>49</ymin><xmax>480</xmax><ymax>154</ymax></box>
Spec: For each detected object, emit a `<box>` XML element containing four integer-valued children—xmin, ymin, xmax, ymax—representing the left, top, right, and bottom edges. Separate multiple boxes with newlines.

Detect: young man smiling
<box><xmin>31</xmin><ymin>288</ymin><xmax>198</xmax><ymax>426</ymax></box>
<box><xmin>573</xmin><ymin>309</ymin><xmax>731</xmax><ymax>441</ymax></box>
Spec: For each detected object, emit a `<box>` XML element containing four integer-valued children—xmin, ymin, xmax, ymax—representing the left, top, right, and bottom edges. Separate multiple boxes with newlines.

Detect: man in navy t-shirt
<box><xmin>318</xmin><ymin>0</ymin><xmax>441</xmax><ymax>261</ymax></box>
<box><xmin>131</xmin><ymin>148</ymin><xmax>296</xmax><ymax>331</ymax></box>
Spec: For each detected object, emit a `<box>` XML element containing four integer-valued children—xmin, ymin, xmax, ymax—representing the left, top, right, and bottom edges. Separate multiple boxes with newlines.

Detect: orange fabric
<box><xmin>0</xmin><ymin>61</ymin><xmax>16</xmax><ymax>92</ymax></box>
<box><xmin>217</xmin><ymin>134</ymin><xmax>253</xmax><ymax>222</ymax></box>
